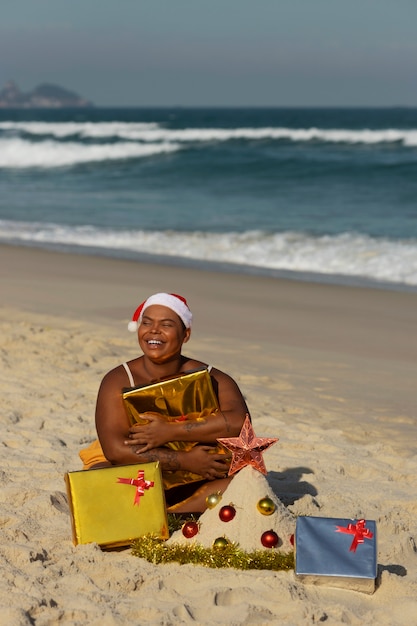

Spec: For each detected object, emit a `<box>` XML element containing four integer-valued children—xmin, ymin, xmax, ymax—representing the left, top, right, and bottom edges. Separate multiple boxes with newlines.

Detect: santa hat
<box><xmin>127</xmin><ymin>292</ymin><xmax>193</xmax><ymax>332</ymax></box>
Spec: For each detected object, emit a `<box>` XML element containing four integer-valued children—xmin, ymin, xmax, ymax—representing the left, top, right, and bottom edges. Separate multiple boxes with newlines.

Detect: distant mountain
<box><xmin>0</xmin><ymin>81</ymin><xmax>94</xmax><ymax>108</ymax></box>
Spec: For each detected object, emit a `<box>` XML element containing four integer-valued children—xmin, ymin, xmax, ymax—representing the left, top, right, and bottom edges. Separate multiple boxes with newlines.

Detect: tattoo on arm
<box><xmin>182</xmin><ymin>410</ymin><xmax>231</xmax><ymax>433</ymax></box>
<box><xmin>133</xmin><ymin>447</ymin><xmax>181</xmax><ymax>471</ymax></box>
<box><xmin>183</xmin><ymin>421</ymin><xmax>202</xmax><ymax>433</ymax></box>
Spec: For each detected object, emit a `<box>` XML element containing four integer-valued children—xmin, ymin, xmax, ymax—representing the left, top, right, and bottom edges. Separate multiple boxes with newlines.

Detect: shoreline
<box><xmin>2</xmin><ymin>241</ymin><xmax>416</xmax><ymax>353</ymax></box>
<box><xmin>3</xmin><ymin>239</ymin><xmax>416</xmax><ymax>294</ymax></box>
<box><xmin>3</xmin><ymin>236</ymin><xmax>417</xmax><ymax>295</ymax></box>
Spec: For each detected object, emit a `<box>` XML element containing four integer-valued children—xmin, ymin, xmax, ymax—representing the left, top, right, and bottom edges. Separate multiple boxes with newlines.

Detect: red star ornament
<box><xmin>217</xmin><ymin>415</ymin><xmax>278</xmax><ymax>476</ymax></box>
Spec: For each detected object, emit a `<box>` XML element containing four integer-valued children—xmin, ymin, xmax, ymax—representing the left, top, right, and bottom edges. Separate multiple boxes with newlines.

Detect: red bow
<box><xmin>335</xmin><ymin>519</ymin><xmax>374</xmax><ymax>552</ymax></box>
<box><xmin>117</xmin><ymin>470</ymin><xmax>154</xmax><ymax>505</ymax></box>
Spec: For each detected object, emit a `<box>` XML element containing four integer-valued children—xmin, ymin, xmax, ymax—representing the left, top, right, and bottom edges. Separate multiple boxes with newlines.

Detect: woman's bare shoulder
<box><xmin>181</xmin><ymin>358</ymin><xmax>225</xmax><ymax>376</ymax></box>
<box><xmin>181</xmin><ymin>358</ymin><xmax>234</xmax><ymax>382</ymax></box>
<box><xmin>181</xmin><ymin>357</ymin><xmax>208</xmax><ymax>371</ymax></box>
<box><xmin>100</xmin><ymin>360</ymin><xmax>139</xmax><ymax>389</ymax></box>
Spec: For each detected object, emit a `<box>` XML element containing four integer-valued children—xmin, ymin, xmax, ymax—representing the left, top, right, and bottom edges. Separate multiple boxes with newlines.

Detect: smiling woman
<box><xmin>79</xmin><ymin>292</ymin><xmax>250</xmax><ymax>512</ymax></box>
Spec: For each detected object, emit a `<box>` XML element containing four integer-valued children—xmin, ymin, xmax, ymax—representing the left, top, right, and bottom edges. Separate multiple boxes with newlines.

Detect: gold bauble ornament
<box><xmin>206</xmin><ymin>491</ymin><xmax>222</xmax><ymax>509</ymax></box>
<box><xmin>257</xmin><ymin>496</ymin><xmax>276</xmax><ymax>516</ymax></box>
<box><xmin>213</xmin><ymin>537</ymin><xmax>229</xmax><ymax>550</ymax></box>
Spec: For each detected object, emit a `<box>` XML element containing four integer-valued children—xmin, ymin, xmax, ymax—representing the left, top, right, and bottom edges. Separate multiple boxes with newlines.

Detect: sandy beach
<box><xmin>1</xmin><ymin>243</ymin><xmax>417</xmax><ymax>625</ymax></box>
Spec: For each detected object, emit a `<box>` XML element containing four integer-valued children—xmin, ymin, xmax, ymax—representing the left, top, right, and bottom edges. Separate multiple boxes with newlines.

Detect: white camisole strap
<box><xmin>207</xmin><ymin>364</ymin><xmax>213</xmax><ymax>372</ymax></box>
<box><xmin>122</xmin><ymin>362</ymin><xmax>135</xmax><ymax>387</ymax></box>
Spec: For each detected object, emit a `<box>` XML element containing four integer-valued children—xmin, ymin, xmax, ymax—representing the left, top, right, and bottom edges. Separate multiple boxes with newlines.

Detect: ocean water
<box><xmin>1</xmin><ymin>107</ymin><xmax>416</xmax><ymax>290</ymax></box>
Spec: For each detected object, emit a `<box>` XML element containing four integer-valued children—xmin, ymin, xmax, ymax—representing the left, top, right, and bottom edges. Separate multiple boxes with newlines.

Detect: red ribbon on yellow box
<box><xmin>335</xmin><ymin>519</ymin><xmax>374</xmax><ymax>552</ymax></box>
<box><xmin>117</xmin><ymin>470</ymin><xmax>154</xmax><ymax>505</ymax></box>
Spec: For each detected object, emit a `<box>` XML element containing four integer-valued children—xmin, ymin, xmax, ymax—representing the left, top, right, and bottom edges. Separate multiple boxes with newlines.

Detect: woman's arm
<box><xmin>95</xmin><ymin>366</ymin><xmax>189</xmax><ymax>469</ymax></box>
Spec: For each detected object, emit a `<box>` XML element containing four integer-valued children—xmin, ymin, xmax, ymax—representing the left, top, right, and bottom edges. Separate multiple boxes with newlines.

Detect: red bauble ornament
<box><xmin>261</xmin><ymin>530</ymin><xmax>279</xmax><ymax>548</ymax></box>
<box><xmin>182</xmin><ymin>521</ymin><xmax>199</xmax><ymax>538</ymax></box>
<box><xmin>219</xmin><ymin>504</ymin><xmax>236</xmax><ymax>522</ymax></box>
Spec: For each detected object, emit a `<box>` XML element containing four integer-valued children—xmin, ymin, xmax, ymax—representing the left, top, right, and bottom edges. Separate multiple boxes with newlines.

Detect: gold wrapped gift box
<box><xmin>65</xmin><ymin>462</ymin><xmax>169</xmax><ymax>548</ymax></box>
<box><xmin>122</xmin><ymin>367</ymin><xmax>219</xmax><ymax>428</ymax></box>
<box><xmin>123</xmin><ymin>367</ymin><xmax>225</xmax><ymax>489</ymax></box>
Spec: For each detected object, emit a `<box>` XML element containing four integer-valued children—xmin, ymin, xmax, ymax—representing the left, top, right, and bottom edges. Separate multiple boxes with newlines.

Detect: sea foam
<box><xmin>1</xmin><ymin>220</ymin><xmax>416</xmax><ymax>287</ymax></box>
<box><xmin>0</xmin><ymin>137</ymin><xmax>180</xmax><ymax>168</ymax></box>
<box><xmin>1</xmin><ymin>121</ymin><xmax>417</xmax><ymax>146</ymax></box>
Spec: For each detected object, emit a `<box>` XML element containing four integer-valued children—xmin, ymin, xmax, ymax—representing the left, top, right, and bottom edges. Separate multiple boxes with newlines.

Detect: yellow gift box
<box><xmin>65</xmin><ymin>462</ymin><xmax>169</xmax><ymax>548</ymax></box>
<box><xmin>123</xmin><ymin>368</ymin><xmax>224</xmax><ymax>489</ymax></box>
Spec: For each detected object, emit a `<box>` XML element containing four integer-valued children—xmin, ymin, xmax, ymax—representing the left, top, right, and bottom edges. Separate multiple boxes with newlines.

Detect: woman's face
<box><xmin>138</xmin><ymin>304</ymin><xmax>190</xmax><ymax>364</ymax></box>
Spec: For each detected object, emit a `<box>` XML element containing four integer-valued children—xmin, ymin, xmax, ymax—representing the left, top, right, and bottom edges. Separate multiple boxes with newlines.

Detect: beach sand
<box><xmin>1</xmin><ymin>243</ymin><xmax>416</xmax><ymax>625</ymax></box>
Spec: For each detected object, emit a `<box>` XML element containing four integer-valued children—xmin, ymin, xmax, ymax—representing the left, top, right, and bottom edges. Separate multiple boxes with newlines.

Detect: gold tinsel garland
<box><xmin>131</xmin><ymin>514</ymin><xmax>294</xmax><ymax>571</ymax></box>
<box><xmin>131</xmin><ymin>535</ymin><xmax>294</xmax><ymax>570</ymax></box>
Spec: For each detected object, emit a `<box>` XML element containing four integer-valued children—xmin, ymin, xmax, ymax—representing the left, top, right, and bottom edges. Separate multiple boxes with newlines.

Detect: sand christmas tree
<box><xmin>168</xmin><ymin>416</ymin><xmax>295</xmax><ymax>553</ymax></box>
<box><xmin>132</xmin><ymin>415</ymin><xmax>295</xmax><ymax>569</ymax></box>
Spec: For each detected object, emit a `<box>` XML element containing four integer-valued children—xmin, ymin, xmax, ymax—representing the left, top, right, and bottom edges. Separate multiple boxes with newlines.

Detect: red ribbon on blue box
<box><xmin>335</xmin><ymin>518</ymin><xmax>374</xmax><ymax>552</ymax></box>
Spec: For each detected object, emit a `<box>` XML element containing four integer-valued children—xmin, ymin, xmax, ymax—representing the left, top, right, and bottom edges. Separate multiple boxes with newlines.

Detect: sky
<box><xmin>1</xmin><ymin>0</ymin><xmax>416</xmax><ymax>107</ymax></box>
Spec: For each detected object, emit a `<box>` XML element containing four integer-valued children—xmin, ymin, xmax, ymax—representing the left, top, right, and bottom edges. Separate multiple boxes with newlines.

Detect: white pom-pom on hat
<box><xmin>127</xmin><ymin>292</ymin><xmax>192</xmax><ymax>332</ymax></box>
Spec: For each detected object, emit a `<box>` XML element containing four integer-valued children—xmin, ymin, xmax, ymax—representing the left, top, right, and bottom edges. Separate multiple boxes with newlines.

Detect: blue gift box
<box><xmin>295</xmin><ymin>516</ymin><xmax>377</xmax><ymax>593</ymax></box>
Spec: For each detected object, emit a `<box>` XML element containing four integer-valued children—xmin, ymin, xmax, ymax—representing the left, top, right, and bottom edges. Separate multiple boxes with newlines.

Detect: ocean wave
<box><xmin>0</xmin><ymin>121</ymin><xmax>160</xmax><ymax>138</ymax></box>
<box><xmin>0</xmin><ymin>137</ymin><xmax>180</xmax><ymax>168</ymax></box>
<box><xmin>1</xmin><ymin>120</ymin><xmax>417</xmax><ymax>146</ymax></box>
<box><xmin>1</xmin><ymin>220</ymin><xmax>416</xmax><ymax>286</ymax></box>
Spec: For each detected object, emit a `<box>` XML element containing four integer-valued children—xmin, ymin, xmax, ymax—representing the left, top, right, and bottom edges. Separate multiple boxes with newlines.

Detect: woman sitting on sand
<box><xmin>80</xmin><ymin>292</ymin><xmax>249</xmax><ymax>512</ymax></box>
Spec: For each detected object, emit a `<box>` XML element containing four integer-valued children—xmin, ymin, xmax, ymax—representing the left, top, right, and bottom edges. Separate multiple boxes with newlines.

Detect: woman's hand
<box><xmin>182</xmin><ymin>445</ymin><xmax>231</xmax><ymax>480</ymax></box>
<box><xmin>124</xmin><ymin>413</ymin><xmax>173</xmax><ymax>451</ymax></box>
